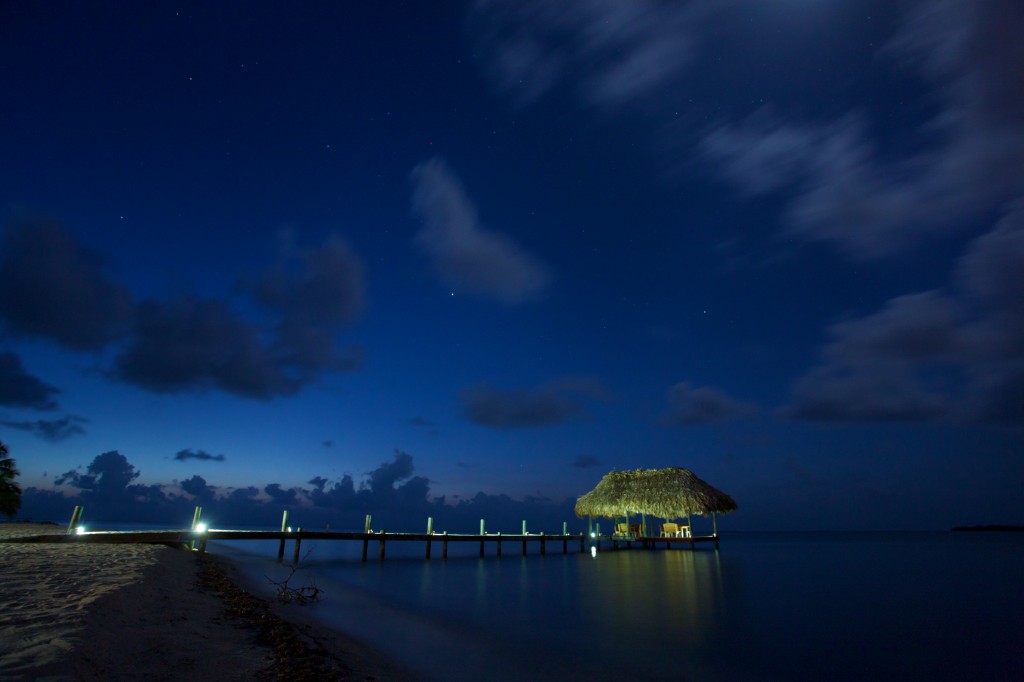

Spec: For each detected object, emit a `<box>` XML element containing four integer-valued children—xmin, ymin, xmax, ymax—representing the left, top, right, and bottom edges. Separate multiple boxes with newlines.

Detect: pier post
<box><xmin>540</xmin><ymin>531</ymin><xmax>546</xmax><ymax>555</ymax></box>
<box><xmin>379</xmin><ymin>530</ymin><xmax>386</xmax><ymax>561</ymax></box>
<box><xmin>480</xmin><ymin>519</ymin><xmax>485</xmax><ymax>557</ymax></box>
<box><xmin>443</xmin><ymin>530</ymin><xmax>449</xmax><ymax>560</ymax></box>
<box><xmin>562</xmin><ymin>522</ymin><xmax>568</xmax><ymax>554</ymax></box>
<box><xmin>579</xmin><ymin>532</ymin><xmax>585</xmax><ymax>553</ymax></box>
<box><xmin>497</xmin><ymin>531</ymin><xmax>502</xmax><ymax>557</ymax></box>
<box><xmin>426</xmin><ymin>517</ymin><xmax>433</xmax><ymax>559</ymax></box>
<box><xmin>522</xmin><ymin>520</ymin><xmax>527</xmax><ymax>555</ymax></box>
<box><xmin>362</xmin><ymin>514</ymin><xmax>372</xmax><ymax>562</ymax></box>
<box><xmin>66</xmin><ymin>505</ymin><xmax>84</xmax><ymax>535</ymax></box>
<box><xmin>293</xmin><ymin>528</ymin><xmax>302</xmax><ymax>564</ymax></box>
<box><xmin>277</xmin><ymin>510</ymin><xmax>289</xmax><ymax>560</ymax></box>
<box><xmin>190</xmin><ymin>506</ymin><xmax>203</xmax><ymax>550</ymax></box>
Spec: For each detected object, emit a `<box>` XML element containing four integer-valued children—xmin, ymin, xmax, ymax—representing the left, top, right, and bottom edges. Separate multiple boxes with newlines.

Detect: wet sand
<box><xmin>0</xmin><ymin>522</ymin><xmax>415</xmax><ymax>681</ymax></box>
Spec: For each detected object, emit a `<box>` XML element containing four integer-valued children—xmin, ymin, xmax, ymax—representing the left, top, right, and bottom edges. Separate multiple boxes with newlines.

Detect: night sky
<box><xmin>2</xmin><ymin>1</ymin><xmax>1021</xmax><ymax>531</ymax></box>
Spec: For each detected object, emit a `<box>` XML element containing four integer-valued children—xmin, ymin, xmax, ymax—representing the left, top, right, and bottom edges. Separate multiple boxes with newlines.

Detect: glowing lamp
<box><xmin>590</xmin><ymin>546</ymin><xmax>597</xmax><ymax>558</ymax></box>
<box><xmin>194</xmin><ymin>522</ymin><xmax>208</xmax><ymax>533</ymax></box>
<box><xmin>75</xmin><ymin>526</ymin><xmax>86</xmax><ymax>535</ymax></box>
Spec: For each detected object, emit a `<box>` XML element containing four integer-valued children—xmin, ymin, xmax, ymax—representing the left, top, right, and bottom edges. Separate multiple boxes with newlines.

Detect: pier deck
<box><xmin>1</xmin><ymin>527</ymin><xmax>720</xmax><ymax>560</ymax></box>
<box><xmin>1</xmin><ymin>528</ymin><xmax>590</xmax><ymax>562</ymax></box>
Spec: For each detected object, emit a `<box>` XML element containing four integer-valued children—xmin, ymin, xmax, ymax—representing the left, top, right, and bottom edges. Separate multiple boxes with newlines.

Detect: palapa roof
<box><xmin>574</xmin><ymin>467</ymin><xmax>737</xmax><ymax>519</ymax></box>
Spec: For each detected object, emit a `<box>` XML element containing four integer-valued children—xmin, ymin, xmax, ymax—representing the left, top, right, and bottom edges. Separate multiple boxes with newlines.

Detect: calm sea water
<box><xmin>214</xmin><ymin>532</ymin><xmax>1023</xmax><ymax>681</ymax></box>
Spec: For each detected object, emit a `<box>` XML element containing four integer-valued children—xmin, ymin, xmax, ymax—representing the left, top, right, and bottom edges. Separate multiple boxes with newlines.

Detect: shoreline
<box><xmin>0</xmin><ymin>522</ymin><xmax>416</xmax><ymax>681</ymax></box>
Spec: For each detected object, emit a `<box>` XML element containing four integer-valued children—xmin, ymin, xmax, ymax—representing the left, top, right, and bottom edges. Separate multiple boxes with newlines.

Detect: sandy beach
<box><xmin>0</xmin><ymin>522</ymin><xmax>414</xmax><ymax>681</ymax></box>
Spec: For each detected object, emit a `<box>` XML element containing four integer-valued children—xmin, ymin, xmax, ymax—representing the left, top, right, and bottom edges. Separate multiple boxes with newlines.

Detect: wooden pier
<box><xmin>2</xmin><ymin>527</ymin><xmax>721</xmax><ymax>558</ymax></box>
<box><xmin>1</xmin><ymin>527</ymin><xmax>591</xmax><ymax>562</ymax></box>
<box><xmin>1</xmin><ymin>508</ymin><xmax>722</xmax><ymax>561</ymax></box>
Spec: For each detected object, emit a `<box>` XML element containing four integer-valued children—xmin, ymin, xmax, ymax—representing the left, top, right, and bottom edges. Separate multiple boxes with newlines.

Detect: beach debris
<box><xmin>197</xmin><ymin>555</ymin><xmax>348</xmax><ymax>680</ymax></box>
<box><xmin>266</xmin><ymin>549</ymin><xmax>323</xmax><ymax>604</ymax></box>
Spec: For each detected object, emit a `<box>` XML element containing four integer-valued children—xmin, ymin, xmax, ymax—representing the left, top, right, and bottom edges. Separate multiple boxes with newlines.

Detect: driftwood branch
<box><xmin>266</xmin><ymin>549</ymin><xmax>322</xmax><ymax>604</ymax></box>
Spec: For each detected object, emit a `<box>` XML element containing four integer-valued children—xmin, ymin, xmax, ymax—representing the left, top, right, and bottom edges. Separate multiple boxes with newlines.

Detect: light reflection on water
<box><xmin>215</xmin><ymin>533</ymin><xmax>1024</xmax><ymax>682</ymax></box>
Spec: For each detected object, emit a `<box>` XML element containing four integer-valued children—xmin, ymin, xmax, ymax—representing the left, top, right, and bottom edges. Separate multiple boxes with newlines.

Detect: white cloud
<box><xmin>470</xmin><ymin>0</ymin><xmax>706</xmax><ymax>107</ymax></box>
<box><xmin>411</xmin><ymin>158</ymin><xmax>550</xmax><ymax>303</ymax></box>
<box><xmin>702</xmin><ymin>0</ymin><xmax>1024</xmax><ymax>259</ymax></box>
<box><xmin>787</xmin><ymin>204</ymin><xmax>1024</xmax><ymax>423</ymax></box>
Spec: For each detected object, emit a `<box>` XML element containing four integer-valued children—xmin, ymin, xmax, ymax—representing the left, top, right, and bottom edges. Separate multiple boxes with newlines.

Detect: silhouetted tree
<box><xmin>0</xmin><ymin>440</ymin><xmax>22</xmax><ymax>518</ymax></box>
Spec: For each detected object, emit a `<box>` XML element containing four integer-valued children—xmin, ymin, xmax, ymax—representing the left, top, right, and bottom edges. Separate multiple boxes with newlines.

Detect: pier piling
<box><xmin>190</xmin><ymin>506</ymin><xmax>203</xmax><ymax>550</ymax></box>
<box><xmin>66</xmin><ymin>505</ymin><xmax>83</xmax><ymax>535</ymax></box>
<box><xmin>361</xmin><ymin>515</ymin><xmax>371</xmax><ymax>562</ymax></box>
<box><xmin>277</xmin><ymin>510</ymin><xmax>289</xmax><ymax>560</ymax></box>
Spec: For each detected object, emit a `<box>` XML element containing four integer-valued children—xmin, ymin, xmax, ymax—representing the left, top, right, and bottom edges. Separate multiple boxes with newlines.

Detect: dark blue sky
<box><xmin>2</xmin><ymin>1</ymin><xmax>1021</xmax><ymax>530</ymax></box>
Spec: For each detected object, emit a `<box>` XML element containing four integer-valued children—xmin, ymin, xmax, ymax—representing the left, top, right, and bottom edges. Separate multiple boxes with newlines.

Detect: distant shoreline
<box><xmin>952</xmin><ymin>524</ymin><xmax>1024</xmax><ymax>532</ymax></box>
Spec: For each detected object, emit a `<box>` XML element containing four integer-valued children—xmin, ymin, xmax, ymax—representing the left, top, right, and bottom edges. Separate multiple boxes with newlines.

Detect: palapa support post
<box><xmin>425</xmin><ymin>517</ymin><xmax>433</xmax><ymax>559</ymax></box>
<box><xmin>277</xmin><ymin>510</ymin><xmax>289</xmax><ymax>560</ymax></box>
<box><xmin>479</xmin><ymin>519</ymin><xmax>486</xmax><ymax>557</ymax></box>
<box><xmin>66</xmin><ymin>505</ymin><xmax>83</xmax><ymax>535</ymax></box>
<box><xmin>443</xmin><ymin>530</ymin><xmax>449</xmax><ymax>560</ymax></box>
<box><xmin>293</xmin><ymin>528</ymin><xmax>303</xmax><ymax>564</ymax></box>
<box><xmin>379</xmin><ymin>530</ymin><xmax>386</xmax><ymax>561</ymax></box>
<box><xmin>713</xmin><ymin>512</ymin><xmax>720</xmax><ymax>549</ymax></box>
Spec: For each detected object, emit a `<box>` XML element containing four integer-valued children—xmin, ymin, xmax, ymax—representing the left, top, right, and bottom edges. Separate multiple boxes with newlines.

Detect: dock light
<box><xmin>589</xmin><ymin>532</ymin><xmax>596</xmax><ymax>538</ymax></box>
<box><xmin>287</xmin><ymin>526</ymin><xmax>293</xmax><ymax>533</ymax></box>
<box><xmin>195</xmin><ymin>522</ymin><xmax>208</xmax><ymax>533</ymax></box>
<box><xmin>75</xmin><ymin>526</ymin><xmax>86</xmax><ymax>535</ymax></box>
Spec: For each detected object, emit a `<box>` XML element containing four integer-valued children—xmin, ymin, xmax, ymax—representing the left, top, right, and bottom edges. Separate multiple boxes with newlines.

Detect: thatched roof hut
<box><xmin>574</xmin><ymin>467</ymin><xmax>737</xmax><ymax>520</ymax></box>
